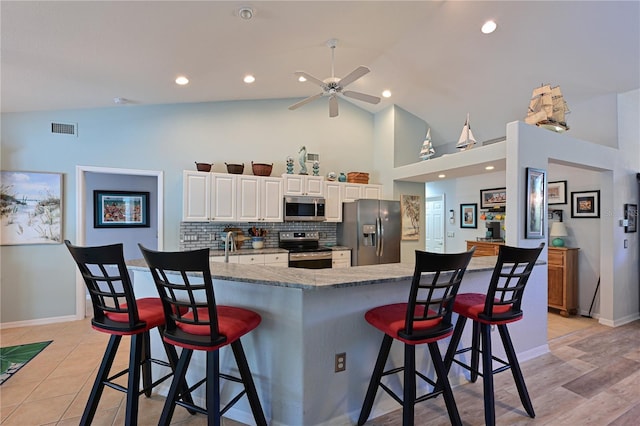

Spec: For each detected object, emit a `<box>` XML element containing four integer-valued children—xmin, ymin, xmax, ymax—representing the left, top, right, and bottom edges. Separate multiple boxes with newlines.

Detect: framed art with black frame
<box><xmin>548</xmin><ymin>180</ymin><xmax>567</xmax><ymax>205</ymax></box>
<box><xmin>624</xmin><ymin>203</ymin><xmax>637</xmax><ymax>233</ymax></box>
<box><xmin>460</xmin><ymin>203</ymin><xmax>477</xmax><ymax>229</ymax></box>
<box><xmin>571</xmin><ymin>190</ymin><xmax>600</xmax><ymax>218</ymax></box>
<box><xmin>525</xmin><ymin>167</ymin><xmax>546</xmax><ymax>239</ymax></box>
<box><xmin>94</xmin><ymin>190</ymin><xmax>150</xmax><ymax>228</ymax></box>
<box><xmin>480</xmin><ymin>187</ymin><xmax>506</xmax><ymax>210</ymax></box>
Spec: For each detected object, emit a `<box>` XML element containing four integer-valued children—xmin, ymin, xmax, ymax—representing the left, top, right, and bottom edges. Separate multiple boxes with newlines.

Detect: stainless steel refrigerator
<box><xmin>337</xmin><ymin>199</ymin><xmax>401</xmax><ymax>266</ymax></box>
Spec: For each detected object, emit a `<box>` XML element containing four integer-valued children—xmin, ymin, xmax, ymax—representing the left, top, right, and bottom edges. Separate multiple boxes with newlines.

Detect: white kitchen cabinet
<box><xmin>210</xmin><ymin>255</ymin><xmax>239</xmax><ymax>263</ymax></box>
<box><xmin>183</xmin><ymin>171</ymin><xmax>236</xmax><ymax>222</ymax></box>
<box><xmin>341</xmin><ymin>183</ymin><xmax>382</xmax><ymax>202</ymax></box>
<box><xmin>323</xmin><ymin>181</ymin><xmax>343</xmax><ymax>222</ymax></box>
<box><xmin>282</xmin><ymin>174</ymin><xmax>324</xmax><ymax>196</ymax></box>
<box><xmin>264</xmin><ymin>253</ymin><xmax>288</xmax><ymax>267</ymax></box>
<box><xmin>211</xmin><ymin>253</ymin><xmax>288</xmax><ymax>267</ymax></box>
<box><xmin>332</xmin><ymin>250</ymin><xmax>351</xmax><ymax>268</ymax></box>
<box><xmin>236</xmin><ymin>175</ymin><xmax>283</xmax><ymax>222</ymax></box>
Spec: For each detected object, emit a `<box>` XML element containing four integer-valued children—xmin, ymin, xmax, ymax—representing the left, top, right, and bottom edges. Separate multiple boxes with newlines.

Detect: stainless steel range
<box><xmin>278</xmin><ymin>231</ymin><xmax>332</xmax><ymax>269</ymax></box>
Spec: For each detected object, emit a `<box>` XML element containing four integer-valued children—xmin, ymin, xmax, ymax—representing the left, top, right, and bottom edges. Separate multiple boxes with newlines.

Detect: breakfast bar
<box><xmin>128</xmin><ymin>256</ymin><xmax>548</xmax><ymax>426</ymax></box>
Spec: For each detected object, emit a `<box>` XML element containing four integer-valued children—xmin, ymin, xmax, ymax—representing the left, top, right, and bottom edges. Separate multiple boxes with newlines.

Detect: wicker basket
<box><xmin>252</xmin><ymin>162</ymin><xmax>273</xmax><ymax>176</ymax></box>
<box><xmin>347</xmin><ymin>172</ymin><xmax>369</xmax><ymax>184</ymax></box>
<box><xmin>225</xmin><ymin>163</ymin><xmax>244</xmax><ymax>174</ymax></box>
<box><xmin>195</xmin><ymin>162</ymin><xmax>212</xmax><ymax>172</ymax></box>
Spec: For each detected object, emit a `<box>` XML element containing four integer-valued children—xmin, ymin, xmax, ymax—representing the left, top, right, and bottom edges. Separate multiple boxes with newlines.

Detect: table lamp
<box><xmin>550</xmin><ymin>222</ymin><xmax>568</xmax><ymax>247</ymax></box>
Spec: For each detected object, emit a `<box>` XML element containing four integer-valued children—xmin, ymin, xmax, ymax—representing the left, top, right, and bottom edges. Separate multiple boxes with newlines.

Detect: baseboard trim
<box><xmin>0</xmin><ymin>314</ymin><xmax>80</xmax><ymax>330</ymax></box>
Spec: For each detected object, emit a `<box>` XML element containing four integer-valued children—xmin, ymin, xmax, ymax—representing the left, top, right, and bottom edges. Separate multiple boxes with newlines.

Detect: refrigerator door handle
<box><xmin>377</xmin><ymin>216</ymin><xmax>384</xmax><ymax>257</ymax></box>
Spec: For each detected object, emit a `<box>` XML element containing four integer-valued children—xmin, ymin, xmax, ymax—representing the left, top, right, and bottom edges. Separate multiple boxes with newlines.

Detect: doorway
<box><xmin>425</xmin><ymin>194</ymin><xmax>445</xmax><ymax>253</ymax></box>
<box><xmin>74</xmin><ymin>165</ymin><xmax>164</xmax><ymax>319</ymax></box>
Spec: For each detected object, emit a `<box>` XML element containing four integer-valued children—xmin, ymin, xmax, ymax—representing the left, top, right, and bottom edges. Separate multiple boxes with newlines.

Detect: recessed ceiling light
<box><xmin>438</xmin><ymin>174</ymin><xmax>446</xmax><ymax>179</ymax></box>
<box><xmin>298</xmin><ymin>76</ymin><xmax>307</xmax><ymax>82</ymax></box>
<box><xmin>238</xmin><ymin>7</ymin><xmax>254</xmax><ymax>20</ymax></box>
<box><xmin>175</xmin><ymin>76</ymin><xmax>189</xmax><ymax>85</ymax></box>
<box><xmin>485</xmin><ymin>165</ymin><xmax>495</xmax><ymax>170</ymax></box>
<box><xmin>244</xmin><ymin>75</ymin><xmax>255</xmax><ymax>84</ymax></box>
<box><xmin>382</xmin><ymin>90</ymin><xmax>392</xmax><ymax>98</ymax></box>
<box><xmin>481</xmin><ymin>20</ymin><xmax>497</xmax><ymax>34</ymax></box>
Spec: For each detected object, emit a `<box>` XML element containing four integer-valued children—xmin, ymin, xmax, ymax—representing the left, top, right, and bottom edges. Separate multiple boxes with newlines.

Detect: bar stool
<box><xmin>443</xmin><ymin>243</ymin><xmax>544</xmax><ymax>426</ymax></box>
<box><xmin>358</xmin><ymin>248</ymin><xmax>475</xmax><ymax>426</ymax></box>
<box><xmin>138</xmin><ymin>245</ymin><xmax>267</xmax><ymax>426</ymax></box>
<box><xmin>65</xmin><ymin>240</ymin><xmax>184</xmax><ymax>426</ymax></box>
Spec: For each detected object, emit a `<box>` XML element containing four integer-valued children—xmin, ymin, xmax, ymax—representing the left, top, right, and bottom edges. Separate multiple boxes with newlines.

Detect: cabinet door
<box><xmin>342</xmin><ymin>184</ymin><xmax>362</xmax><ymax>202</ymax></box>
<box><xmin>261</xmin><ymin>177</ymin><xmax>284</xmax><ymax>222</ymax></box>
<box><xmin>264</xmin><ymin>253</ymin><xmax>288</xmax><ymax>267</ymax></box>
<box><xmin>210</xmin><ymin>173</ymin><xmax>236</xmax><ymax>221</ymax></box>
<box><xmin>283</xmin><ymin>175</ymin><xmax>305</xmax><ymax>195</ymax></box>
<box><xmin>548</xmin><ymin>265</ymin><xmax>565</xmax><ymax>307</ymax></box>
<box><xmin>183</xmin><ymin>171</ymin><xmax>211</xmax><ymax>221</ymax></box>
<box><xmin>324</xmin><ymin>182</ymin><xmax>342</xmax><ymax>222</ymax></box>
<box><xmin>237</xmin><ymin>254</ymin><xmax>265</xmax><ymax>264</ymax></box>
<box><xmin>305</xmin><ymin>176</ymin><xmax>324</xmax><ymax>196</ymax></box>
<box><xmin>361</xmin><ymin>184</ymin><xmax>381</xmax><ymax>200</ymax></box>
<box><xmin>332</xmin><ymin>250</ymin><xmax>351</xmax><ymax>268</ymax></box>
<box><xmin>236</xmin><ymin>176</ymin><xmax>261</xmax><ymax>221</ymax></box>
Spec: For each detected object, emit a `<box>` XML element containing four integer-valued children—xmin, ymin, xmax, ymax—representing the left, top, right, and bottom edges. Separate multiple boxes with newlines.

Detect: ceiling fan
<box><xmin>288</xmin><ymin>39</ymin><xmax>381</xmax><ymax>118</ymax></box>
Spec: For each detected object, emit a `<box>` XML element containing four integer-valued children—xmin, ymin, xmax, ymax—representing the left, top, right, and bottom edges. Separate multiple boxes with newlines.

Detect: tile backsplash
<box><xmin>180</xmin><ymin>222</ymin><xmax>338</xmax><ymax>251</ymax></box>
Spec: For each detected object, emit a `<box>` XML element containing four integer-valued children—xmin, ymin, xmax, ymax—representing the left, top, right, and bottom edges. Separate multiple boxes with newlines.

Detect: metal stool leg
<box><xmin>480</xmin><ymin>323</ymin><xmax>495</xmax><ymax>426</ymax></box>
<box><xmin>403</xmin><ymin>344</ymin><xmax>416</xmax><ymax>426</ymax></box>
<box><xmin>429</xmin><ymin>342</ymin><xmax>462</xmax><ymax>426</ymax></box>
<box><xmin>358</xmin><ymin>334</ymin><xmax>393</xmax><ymax>425</ymax></box>
<box><xmin>159</xmin><ymin>348</ymin><xmax>192</xmax><ymax>426</ymax></box>
<box><xmin>80</xmin><ymin>335</ymin><xmax>121</xmax><ymax>426</ymax></box>
<box><xmin>498</xmin><ymin>324</ymin><xmax>535</xmax><ymax>417</ymax></box>
<box><xmin>231</xmin><ymin>340</ymin><xmax>267</xmax><ymax>426</ymax></box>
<box><xmin>124</xmin><ymin>333</ymin><xmax>143</xmax><ymax>426</ymax></box>
<box><xmin>141</xmin><ymin>331</ymin><xmax>152</xmax><ymax>397</ymax></box>
<box><xmin>207</xmin><ymin>350</ymin><xmax>221</xmax><ymax>426</ymax></box>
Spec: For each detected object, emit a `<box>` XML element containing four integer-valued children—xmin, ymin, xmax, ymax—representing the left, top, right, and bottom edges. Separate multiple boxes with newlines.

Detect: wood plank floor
<box><xmin>0</xmin><ymin>313</ymin><xmax>638</xmax><ymax>425</ymax></box>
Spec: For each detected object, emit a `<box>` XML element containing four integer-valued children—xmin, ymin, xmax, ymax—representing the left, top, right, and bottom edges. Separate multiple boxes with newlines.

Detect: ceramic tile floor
<box><xmin>0</xmin><ymin>313</ymin><xmax>637</xmax><ymax>425</ymax></box>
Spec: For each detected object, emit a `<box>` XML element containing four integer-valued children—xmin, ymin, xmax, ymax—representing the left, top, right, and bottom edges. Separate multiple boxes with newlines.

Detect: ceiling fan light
<box><xmin>298</xmin><ymin>76</ymin><xmax>307</xmax><ymax>82</ymax></box>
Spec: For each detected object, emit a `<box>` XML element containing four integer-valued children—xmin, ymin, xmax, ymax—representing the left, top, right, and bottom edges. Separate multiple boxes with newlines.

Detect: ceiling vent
<box><xmin>51</xmin><ymin>122</ymin><xmax>77</xmax><ymax>136</ymax></box>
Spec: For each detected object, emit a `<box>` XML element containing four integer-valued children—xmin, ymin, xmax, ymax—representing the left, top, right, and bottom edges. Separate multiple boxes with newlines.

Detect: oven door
<box><xmin>288</xmin><ymin>251</ymin><xmax>332</xmax><ymax>269</ymax></box>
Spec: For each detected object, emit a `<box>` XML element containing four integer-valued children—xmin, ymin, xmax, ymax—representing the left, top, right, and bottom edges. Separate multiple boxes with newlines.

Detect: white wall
<box><xmin>0</xmin><ymin>98</ymin><xmax>374</xmax><ymax>323</ymax></box>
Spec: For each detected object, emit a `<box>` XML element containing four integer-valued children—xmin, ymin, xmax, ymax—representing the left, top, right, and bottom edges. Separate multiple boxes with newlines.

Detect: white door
<box><xmin>425</xmin><ymin>194</ymin><xmax>445</xmax><ymax>253</ymax></box>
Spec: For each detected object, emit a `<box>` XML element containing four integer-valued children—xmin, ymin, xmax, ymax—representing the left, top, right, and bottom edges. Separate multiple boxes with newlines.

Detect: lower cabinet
<box><xmin>332</xmin><ymin>250</ymin><xmax>351</xmax><ymax>268</ymax></box>
<box><xmin>210</xmin><ymin>252</ymin><xmax>288</xmax><ymax>267</ymax></box>
<box><xmin>465</xmin><ymin>240</ymin><xmax>503</xmax><ymax>256</ymax></box>
<box><xmin>548</xmin><ymin>247</ymin><xmax>579</xmax><ymax>316</ymax></box>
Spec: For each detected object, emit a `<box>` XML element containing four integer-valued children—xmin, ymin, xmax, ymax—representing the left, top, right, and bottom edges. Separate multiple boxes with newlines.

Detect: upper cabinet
<box><xmin>183</xmin><ymin>171</ymin><xmax>236</xmax><ymax>222</ymax></box>
<box><xmin>323</xmin><ymin>181</ymin><xmax>382</xmax><ymax>222</ymax></box>
<box><xmin>341</xmin><ymin>183</ymin><xmax>382</xmax><ymax>203</ymax></box>
<box><xmin>236</xmin><ymin>175</ymin><xmax>283</xmax><ymax>222</ymax></box>
<box><xmin>282</xmin><ymin>174</ymin><xmax>324</xmax><ymax>196</ymax></box>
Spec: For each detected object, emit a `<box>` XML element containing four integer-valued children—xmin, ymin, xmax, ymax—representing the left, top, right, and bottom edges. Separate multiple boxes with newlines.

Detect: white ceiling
<box><xmin>2</xmin><ymin>1</ymin><xmax>638</xmax><ymax>145</ymax></box>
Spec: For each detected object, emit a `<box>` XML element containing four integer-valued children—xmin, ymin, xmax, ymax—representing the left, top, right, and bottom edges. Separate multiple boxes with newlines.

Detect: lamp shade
<box><xmin>550</xmin><ymin>222</ymin><xmax>568</xmax><ymax>247</ymax></box>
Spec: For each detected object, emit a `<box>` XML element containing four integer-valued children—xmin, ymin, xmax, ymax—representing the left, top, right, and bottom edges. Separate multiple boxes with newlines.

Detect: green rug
<box><xmin>0</xmin><ymin>341</ymin><xmax>52</xmax><ymax>385</ymax></box>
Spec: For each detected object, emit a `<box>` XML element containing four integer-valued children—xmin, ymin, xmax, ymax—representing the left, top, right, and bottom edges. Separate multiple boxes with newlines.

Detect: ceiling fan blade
<box><xmin>329</xmin><ymin>95</ymin><xmax>339</xmax><ymax>118</ymax></box>
<box><xmin>294</xmin><ymin>71</ymin><xmax>326</xmax><ymax>88</ymax></box>
<box><xmin>343</xmin><ymin>90</ymin><xmax>381</xmax><ymax>105</ymax></box>
<box><xmin>338</xmin><ymin>66</ymin><xmax>370</xmax><ymax>88</ymax></box>
<box><xmin>288</xmin><ymin>93</ymin><xmax>324</xmax><ymax>110</ymax></box>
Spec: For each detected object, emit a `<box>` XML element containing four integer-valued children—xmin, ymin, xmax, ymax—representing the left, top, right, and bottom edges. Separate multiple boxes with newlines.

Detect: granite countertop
<box><xmin>127</xmin><ymin>256</ymin><xmax>505</xmax><ymax>290</ymax></box>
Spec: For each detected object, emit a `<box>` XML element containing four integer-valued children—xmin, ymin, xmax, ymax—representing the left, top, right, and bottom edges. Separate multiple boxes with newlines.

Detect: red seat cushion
<box><xmin>97</xmin><ymin>297</ymin><xmax>166</xmax><ymax>335</ymax></box>
<box><xmin>166</xmin><ymin>305</ymin><xmax>261</xmax><ymax>351</ymax></box>
<box><xmin>365</xmin><ymin>303</ymin><xmax>448</xmax><ymax>345</ymax></box>
<box><xmin>453</xmin><ymin>293</ymin><xmax>520</xmax><ymax>325</ymax></box>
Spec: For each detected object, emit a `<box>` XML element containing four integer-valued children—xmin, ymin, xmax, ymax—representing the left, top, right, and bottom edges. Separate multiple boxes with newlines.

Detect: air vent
<box><xmin>307</xmin><ymin>153</ymin><xmax>320</xmax><ymax>162</ymax></box>
<box><xmin>51</xmin><ymin>122</ymin><xmax>77</xmax><ymax>136</ymax></box>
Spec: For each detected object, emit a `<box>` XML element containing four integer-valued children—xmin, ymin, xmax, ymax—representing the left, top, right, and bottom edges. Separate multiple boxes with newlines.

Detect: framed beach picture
<box><xmin>525</xmin><ymin>167</ymin><xmax>546</xmax><ymax>239</ymax></box>
<box><xmin>94</xmin><ymin>190</ymin><xmax>150</xmax><ymax>228</ymax></box>
<box><xmin>460</xmin><ymin>203</ymin><xmax>477</xmax><ymax>229</ymax></box>
<box><xmin>548</xmin><ymin>180</ymin><xmax>567</xmax><ymax>205</ymax></box>
<box><xmin>571</xmin><ymin>190</ymin><xmax>600</xmax><ymax>218</ymax></box>
<box><xmin>401</xmin><ymin>194</ymin><xmax>420</xmax><ymax>240</ymax></box>
<box><xmin>0</xmin><ymin>171</ymin><xmax>63</xmax><ymax>245</ymax></box>
<box><xmin>480</xmin><ymin>187</ymin><xmax>506</xmax><ymax>210</ymax></box>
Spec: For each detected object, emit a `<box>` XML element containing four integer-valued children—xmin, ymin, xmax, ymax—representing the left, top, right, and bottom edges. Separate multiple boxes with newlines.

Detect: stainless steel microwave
<box><xmin>283</xmin><ymin>196</ymin><xmax>326</xmax><ymax>222</ymax></box>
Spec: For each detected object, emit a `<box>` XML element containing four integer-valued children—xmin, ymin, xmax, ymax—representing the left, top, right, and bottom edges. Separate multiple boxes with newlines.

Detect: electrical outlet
<box><xmin>447</xmin><ymin>232</ymin><xmax>455</xmax><ymax>237</ymax></box>
<box><xmin>335</xmin><ymin>352</ymin><xmax>346</xmax><ymax>372</ymax></box>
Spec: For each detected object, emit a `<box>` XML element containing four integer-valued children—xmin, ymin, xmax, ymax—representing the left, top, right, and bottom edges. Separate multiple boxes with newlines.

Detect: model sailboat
<box><xmin>419</xmin><ymin>128</ymin><xmax>435</xmax><ymax>160</ymax></box>
<box><xmin>525</xmin><ymin>84</ymin><xmax>570</xmax><ymax>132</ymax></box>
<box><xmin>456</xmin><ymin>113</ymin><xmax>477</xmax><ymax>150</ymax></box>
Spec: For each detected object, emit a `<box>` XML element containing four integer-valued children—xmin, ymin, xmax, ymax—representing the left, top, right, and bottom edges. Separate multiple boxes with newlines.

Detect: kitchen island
<box><xmin>128</xmin><ymin>256</ymin><xmax>548</xmax><ymax>426</ymax></box>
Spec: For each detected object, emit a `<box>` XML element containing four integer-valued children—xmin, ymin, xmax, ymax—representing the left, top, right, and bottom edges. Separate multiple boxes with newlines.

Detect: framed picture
<box><xmin>400</xmin><ymin>194</ymin><xmax>420</xmax><ymax>240</ymax></box>
<box><xmin>525</xmin><ymin>167</ymin><xmax>546</xmax><ymax>239</ymax></box>
<box><xmin>480</xmin><ymin>187</ymin><xmax>506</xmax><ymax>209</ymax></box>
<box><xmin>0</xmin><ymin>171</ymin><xmax>63</xmax><ymax>245</ymax></box>
<box><xmin>94</xmin><ymin>190</ymin><xmax>150</xmax><ymax>228</ymax></box>
<box><xmin>548</xmin><ymin>180</ymin><xmax>567</xmax><ymax>205</ymax></box>
<box><xmin>460</xmin><ymin>203</ymin><xmax>477</xmax><ymax>229</ymax></box>
<box><xmin>624</xmin><ymin>203</ymin><xmax>637</xmax><ymax>233</ymax></box>
<box><xmin>571</xmin><ymin>190</ymin><xmax>600</xmax><ymax>218</ymax></box>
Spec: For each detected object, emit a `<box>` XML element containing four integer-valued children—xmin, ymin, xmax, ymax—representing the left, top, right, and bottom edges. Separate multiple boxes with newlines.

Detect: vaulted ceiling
<box><xmin>2</xmin><ymin>1</ymin><xmax>638</xmax><ymax>145</ymax></box>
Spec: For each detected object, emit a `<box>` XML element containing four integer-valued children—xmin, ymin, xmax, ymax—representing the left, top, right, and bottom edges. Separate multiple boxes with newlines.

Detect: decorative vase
<box><xmin>312</xmin><ymin>161</ymin><xmax>320</xmax><ymax>176</ymax></box>
<box><xmin>552</xmin><ymin>237</ymin><xmax>565</xmax><ymax>247</ymax></box>
<box><xmin>286</xmin><ymin>156</ymin><xmax>294</xmax><ymax>174</ymax></box>
<box><xmin>338</xmin><ymin>172</ymin><xmax>347</xmax><ymax>182</ymax></box>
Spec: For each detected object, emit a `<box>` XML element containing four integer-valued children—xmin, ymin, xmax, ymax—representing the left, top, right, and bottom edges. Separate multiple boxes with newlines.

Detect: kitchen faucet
<box><xmin>224</xmin><ymin>231</ymin><xmax>236</xmax><ymax>263</ymax></box>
